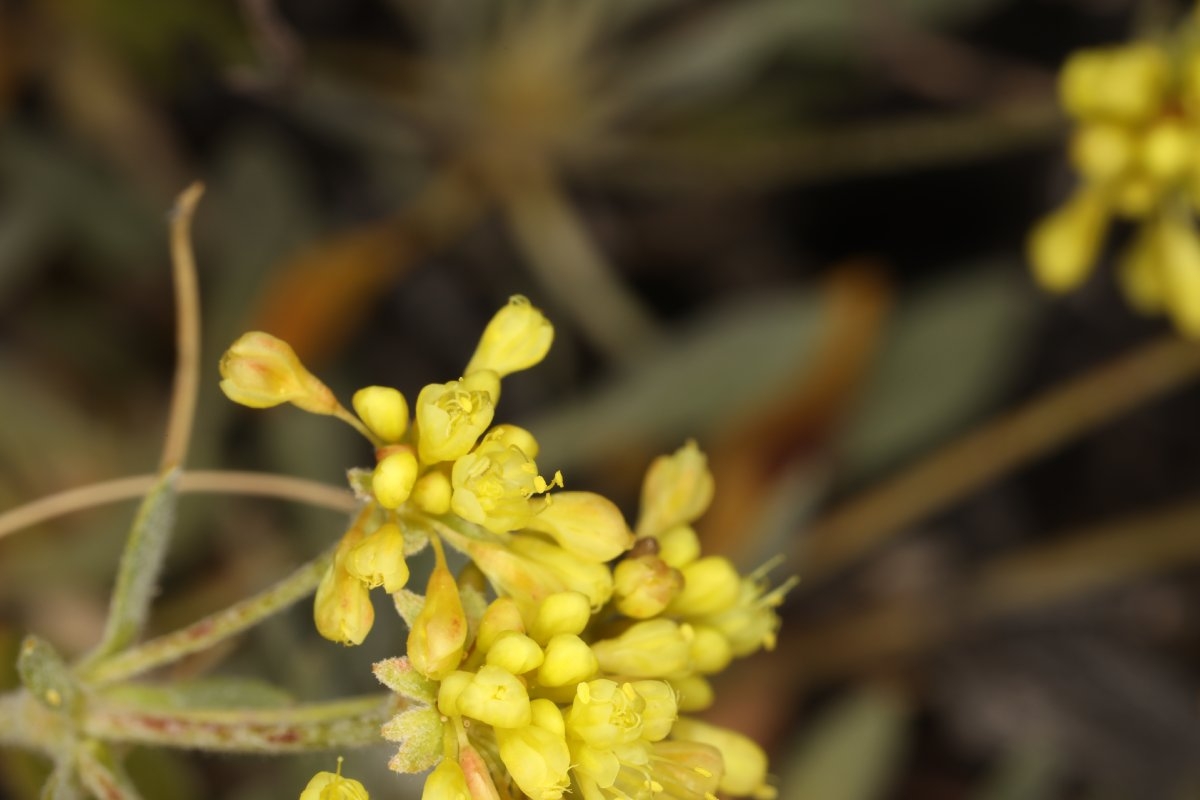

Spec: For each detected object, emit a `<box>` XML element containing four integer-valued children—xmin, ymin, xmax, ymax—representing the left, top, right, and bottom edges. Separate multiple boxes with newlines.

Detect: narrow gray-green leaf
<box><xmin>838</xmin><ymin>264</ymin><xmax>1036</xmax><ymax>484</ymax></box>
<box><xmin>779</xmin><ymin>686</ymin><xmax>909</xmax><ymax>800</ymax></box>
<box><xmin>99</xmin><ymin>678</ymin><xmax>293</xmax><ymax>711</ymax></box>
<box><xmin>41</xmin><ymin>760</ymin><xmax>86</xmax><ymax>800</ymax></box>
<box><xmin>84</xmin><ymin>468</ymin><xmax>180</xmax><ymax>664</ymax></box>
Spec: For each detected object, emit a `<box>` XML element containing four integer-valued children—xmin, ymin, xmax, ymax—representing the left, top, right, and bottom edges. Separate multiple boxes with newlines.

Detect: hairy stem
<box><xmin>83</xmin><ymin>693</ymin><xmax>402</xmax><ymax>752</ymax></box>
<box><xmin>81</xmin><ymin>546</ymin><xmax>337</xmax><ymax>685</ymax></box>
<box><xmin>800</xmin><ymin>334</ymin><xmax>1200</xmax><ymax>581</ymax></box>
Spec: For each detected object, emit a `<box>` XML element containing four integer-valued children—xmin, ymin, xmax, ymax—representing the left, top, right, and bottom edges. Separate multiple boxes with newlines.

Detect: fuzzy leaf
<box><xmin>17</xmin><ymin>636</ymin><xmax>79</xmax><ymax>715</ymax></box>
<box><xmin>382</xmin><ymin>706</ymin><xmax>444</xmax><ymax>774</ymax></box>
<box><xmin>99</xmin><ymin>678</ymin><xmax>293</xmax><ymax>710</ymax></box>
<box><xmin>373</xmin><ymin>657</ymin><xmax>437</xmax><ymax>705</ymax></box>
<box><xmin>392</xmin><ymin>588</ymin><xmax>425</xmax><ymax>629</ymax></box>
<box><xmin>84</xmin><ymin>468</ymin><xmax>180</xmax><ymax>664</ymax></box>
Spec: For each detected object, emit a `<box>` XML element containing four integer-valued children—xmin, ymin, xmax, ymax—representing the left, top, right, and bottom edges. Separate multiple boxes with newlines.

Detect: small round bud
<box><xmin>656</xmin><ymin>525</ymin><xmax>701</xmax><ymax>568</ymax></box>
<box><xmin>688</xmin><ymin>625</ymin><xmax>733</xmax><ymax>675</ymax></box>
<box><xmin>1028</xmin><ymin>188</ymin><xmax>1109</xmax><ymax>292</ymax></box>
<box><xmin>373</xmin><ymin>449</ymin><xmax>419</xmax><ymax>509</ymax></box>
<box><xmin>537</xmin><ymin>634</ymin><xmax>599</xmax><ymax>687</ymax></box>
<box><xmin>482</xmin><ymin>424</ymin><xmax>540</xmax><ymax>459</ymax></box>
<box><xmin>529</xmin><ymin>591</ymin><xmax>591</xmax><ymax>645</ymax></box>
<box><xmin>1069</xmin><ymin>122</ymin><xmax>1133</xmax><ymax>182</ymax></box>
<box><xmin>477</xmin><ymin>597</ymin><xmax>526</xmax><ymax>654</ymax></box>
<box><xmin>437</xmin><ymin>670</ymin><xmax>474</xmax><ymax>717</ymax></box>
<box><xmin>411</xmin><ymin>470</ymin><xmax>452</xmax><ymax>515</ymax></box>
<box><xmin>668</xmin><ymin>556</ymin><xmax>742</xmax><ymax>618</ymax></box>
<box><xmin>671</xmin><ymin>674</ymin><xmax>715</xmax><ymax>712</ymax></box>
<box><xmin>613</xmin><ymin>555</ymin><xmax>683</xmax><ymax>618</ymax></box>
<box><xmin>352</xmin><ymin>386</ymin><xmax>409</xmax><ymax>443</ymax></box>
<box><xmin>314</xmin><ymin>566</ymin><xmax>375</xmax><ymax>646</ymax></box>
<box><xmin>1140</xmin><ymin>119</ymin><xmax>1193</xmax><ymax>181</ymax></box>
<box><xmin>486</xmin><ymin>631</ymin><xmax>545</xmax><ymax>675</ymax></box>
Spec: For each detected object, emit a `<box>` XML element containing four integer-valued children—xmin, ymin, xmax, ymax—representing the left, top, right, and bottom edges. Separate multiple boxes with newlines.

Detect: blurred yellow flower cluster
<box><xmin>1029</xmin><ymin>30</ymin><xmax>1200</xmax><ymax>335</ymax></box>
<box><xmin>219</xmin><ymin>297</ymin><xmax>792</xmax><ymax>800</ymax></box>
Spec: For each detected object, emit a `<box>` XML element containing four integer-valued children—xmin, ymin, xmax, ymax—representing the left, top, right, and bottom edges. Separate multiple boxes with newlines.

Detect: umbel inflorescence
<box><xmin>219</xmin><ymin>296</ymin><xmax>794</xmax><ymax>800</ymax></box>
<box><xmin>1028</xmin><ymin>17</ymin><xmax>1200</xmax><ymax>335</ymax></box>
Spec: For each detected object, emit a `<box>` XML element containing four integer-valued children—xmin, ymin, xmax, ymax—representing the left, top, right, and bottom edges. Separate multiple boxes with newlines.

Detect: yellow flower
<box><xmin>451</xmin><ymin>440</ymin><xmax>553</xmax><ymax>533</ymax></box>
<box><xmin>536</xmin><ymin>633</ymin><xmax>599</xmax><ymax>687</ymax></box>
<box><xmin>465</xmin><ymin>295</ymin><xmax>554</xmax><ymax>378</ymax></box>
<box><xmin>636</xmin><ymin>441</ymin><xmax>714</xmax><ymax>538</ymax></box>
<box><xmin>416</xmin><ymin>374</ymin><xmax>497</xmax><ymax>464</ymax></box>
<box><xmin>345</xmin><ymin>522</ymin><xmax>410</xmax><ymax>594</ymax></box>
<box><xmin>300</xmin><ymin>758</ymin><xmax>369</xmax><ymax>800</ymax></box>
<box><xmin>455</xmin><ymin>664</ymin><xmax>533</xmax><ymax>728</ymax></box>
<box><xmin>352</xmin><ymin>386</ymin><xmax>410</xmax><ymax>443</ymax></box>
<box><xmin>219</xmin><ymin>331</ymin><xmax>338</xmax><ymax>414</ymax></box>
<box><xmin>528</xmin><ymin>591</ymin><xmax>591</xmax><ymax>644</ymax></box>
<box><xmin>411</xmin><ymin>469</ymin><xmax>453</xmax><ymax>515</ymax></box>
<box><xmin>485</xmin><ymin>630</ymin><xmax>545</xmax><ymax>675</ymax></box>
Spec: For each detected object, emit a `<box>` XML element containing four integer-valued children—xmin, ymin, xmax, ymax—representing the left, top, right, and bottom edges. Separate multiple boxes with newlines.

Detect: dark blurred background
<box><xmin>2</xmin><ymin>0</ymin><xmax>1199</xmax><ymax>798</ymax></box>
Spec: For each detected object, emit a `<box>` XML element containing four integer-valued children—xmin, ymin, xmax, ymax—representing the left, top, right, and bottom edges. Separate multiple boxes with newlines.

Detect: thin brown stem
<box><xmin>0</xmin><ymin>470</ymin><xmax>356</xmax><ymax>542</ymax></box>
<box><xmin>799</xmin><ymin>334</ymin><xmax>1200</xmax><ymax>581</ymax></box>
<box><xmin>161</xmin><ymin>183</ymin><xmax>205</xmax><ymax>471</ymax></box>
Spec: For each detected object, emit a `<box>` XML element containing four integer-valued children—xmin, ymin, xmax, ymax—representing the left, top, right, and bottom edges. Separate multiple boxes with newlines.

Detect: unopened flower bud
<box><xmin>671</xmin><ymin>674</ymin><xmax>715</xmax><ymax>712</ymax></box>
<box><xmin>590</xmin><ymin>619</ymin><xmax>692</xmax><ymax>679</ymax></box>
<box><xmin>345</xmin><ymin>522</ymin><xmax>410</xmax><ymax>593</ymax></box>
<box><xmin>637</xmin><ymin>441</ymin><xmax>714</xmax><ymax>538</ymax></box>
<box><xmin>529</xmin><ymin>698</ymin><xmax>566</xmax><ymax>736</ymax></box>
<box><xmin>1028</xmin><ymin>187</ymin><xmax>1109</xmax><ymax>292</ymax></box>
<box><xmin>476</xmin><ymin>596</ymin><xmax>526</xmax><ymax>653</ymax></box>
<box><xmin>537</xmin><ymin>634</ymin><xmax>598</xmax><ymax>687</ymax></box>
<box><xmin>632</xmin><ymin>680</ymin><xmax>678</xmax><ymax>741</ymax></box>
<box><xmin>486</xmin><ymin>631</ymin><xmax>545</xmax><ymax>675</ymax></box>
<box><xmin>437</xmin><ymin>670</ymin><xmax>473</xmax><ymax>716</ymax></box>
<box><xmin>525</xmin><ymin>492</ymin><xmax>633</xmax><ymax>562</ymax></box>
<box><xmin>465</xmin><ymin>295</ymin><xmax>554</xmax><ymax>378</ymax></box>
<box><xmin>219</xmin><ymin>331</ymin><xmax>338</xmax><ymax>414</ymax></box>
<box><xmin>613</xmin><ymin>555</ymin><xmax>683</xmax><ymax>618</ymax></box>
<box><xmin>656</xmin><ymin>525</ymin><xmax>701</xmax><ymax>568</ymax></box>
<box><xmin>353</xmin><ymin>386</ymin><xmax>409</xmax><ymax>443</ymax></box>
<box><xmin>668</xmin><ymin>556</ymin><xmax>741</xmax><ymax>618</ymax></box>
<box><xmin>407</xmin><ymin>554</ymin><xmax>468</xmax><ymax>680</ymax></box>
<box><xmin>373</xmin><ymin>449</ymin><xmax>419</xmax><ymax>509</ymax></box>
<box><xmin>314</xmin><ymin>565</ymin><xmax>375</xmax><ymax>646</ymax></box>
<box><xmin>688</xmin><ymin>625</ymin><xmax>733</xmax><ymax>675</ymax></box>
<box><xmin>529</xmin><ymin>591</ymin><xmax>591</xmax><ymax>645</ymax></box>
<box><xmin>495</xmin><ymin>723</ymin><xmax>571</xmax><ymax>800</ymax></box>
<box><xmin>411</xmin><ymin>470</ymin><xmax>452</xmax><ymax>515</ymax></box>
<box><xmin>1154</xmin><ymin>214</ymin><xmax>1200</xmax><ymax>336</ymax></box>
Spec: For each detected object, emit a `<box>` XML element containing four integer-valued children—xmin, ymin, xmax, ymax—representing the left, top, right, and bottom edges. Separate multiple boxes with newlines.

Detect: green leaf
<box><xmin>373</xmin><ymin>657</ymin><xmax>436</xmax><ymax>705</ymax></box>
<box><xmin>17</xmin><ymin>636</ymin><xmax>79</xmax><ymax>715</ymax></box>
<box><xmin>838</xmin><ymin>265</ymin><xmax>1036</xmax><ymax>484</ymax></box>
<box><xmin>83</xmin><ymin>468</ymin><xmax>180</xmax><ymax>665</ymax></box>
<box><xmin>99</xmin><ymin>678</ymin><xmax>294</xmax><ymax>711</ymax></box>
<box><xmin>778</xmin><ymin>686</ymin><xmax>909</xmax><ymax>800</ymax></box>
<box><xmin>382</xmin><ymin>706</ymin><xmax>444</xmax><ymax>774</ymax></box>
<box><xmin>41</xmin><ymin>760</ymin><xmax>85</xmax><ymax>800</ymax></box>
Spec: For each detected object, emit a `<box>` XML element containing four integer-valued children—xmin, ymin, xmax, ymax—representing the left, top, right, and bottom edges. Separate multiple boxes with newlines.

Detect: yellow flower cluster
<box><xmin>1028</xmin><ymin>31</ymin><xmax>1200</xmax><ymax>335</ymax></box>
<box><xmin>219</xmin><ymin>296</ymin><xmax>792</xmax><ymax>800</ymax></box>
